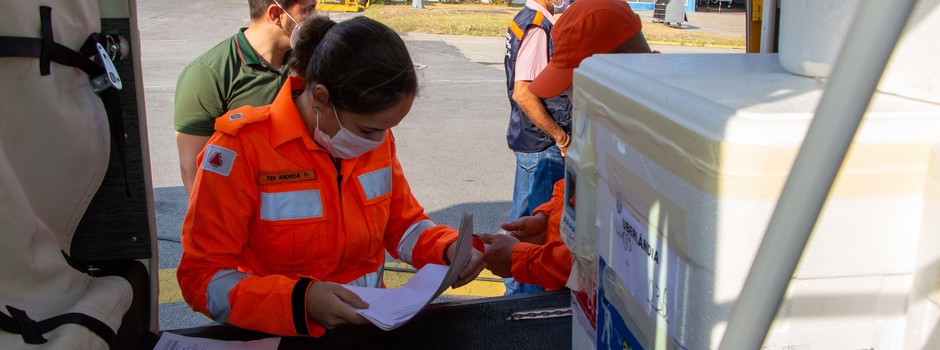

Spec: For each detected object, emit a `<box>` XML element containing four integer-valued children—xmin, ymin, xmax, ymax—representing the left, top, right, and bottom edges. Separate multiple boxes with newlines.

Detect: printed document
<box><xmin>152</xmin><ymin>332</ymin><xmax>280</xmax><ymax>350</ymax></box>
<box><xmin>346</xmin><ymin>212</ymin><xmax>474</xmax><ymax>330</ymax></box>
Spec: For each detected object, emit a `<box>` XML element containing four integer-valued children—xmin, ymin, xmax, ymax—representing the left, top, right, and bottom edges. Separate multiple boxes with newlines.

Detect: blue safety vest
<box><xmin>504</xmin><ymin>7</ymin><xmax>572</xmax><ymax>153</ymax></box>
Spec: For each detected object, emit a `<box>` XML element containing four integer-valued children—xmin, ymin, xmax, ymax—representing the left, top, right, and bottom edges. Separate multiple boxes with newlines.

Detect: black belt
<box><xmin>0</xmin><ymin>6</ymin><xmax>129</xmax><ymax>196</ymax></box>
<box><xmin>0</xmin><ymin>305</ymin><xmax>115</xmax><ymax>345</ymax></box>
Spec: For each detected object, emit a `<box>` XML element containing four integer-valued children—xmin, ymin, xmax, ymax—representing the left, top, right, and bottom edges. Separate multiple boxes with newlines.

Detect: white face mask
<box><xmin>313</xmin><ymin>105</ymin><xmax>385</xmax><ymax>159</ymax></box>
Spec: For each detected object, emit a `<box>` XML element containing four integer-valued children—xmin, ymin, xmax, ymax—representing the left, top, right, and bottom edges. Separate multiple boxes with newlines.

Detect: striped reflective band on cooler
<box><xmin>206</xmin><ymin>269</ymin><xmax>248</xmax><ymax>323</ymax></box>
<box><xmin>397</xmin><ymin>220</ymin><xmax>436</xmax><ymax>265</ymax></box>
<box><xmin>346</xmin><ymin>266</ymin><xmax>384</xmax><ymax>288</ymax></box>
<box><xmin>260</xmin><ymin>190</ymin><xmax>323</xmax><ymax>221</ymax></box>
<box><xmin>358</xmin><ymin>166</ymin><xmax>392</xmax><ymax>201</ymax></box>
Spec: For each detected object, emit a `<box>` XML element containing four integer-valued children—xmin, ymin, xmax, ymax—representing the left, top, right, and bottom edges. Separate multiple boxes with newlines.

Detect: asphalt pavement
<box><xmin>137</xmin><ymin>0</ymin><xmax>743</xmax><ymax>331</ymax></box>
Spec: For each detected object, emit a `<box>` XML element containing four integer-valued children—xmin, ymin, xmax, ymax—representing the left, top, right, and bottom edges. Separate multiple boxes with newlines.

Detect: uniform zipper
<box><xmin>332</xmin><ymin>156</ymin><xmax>342</xmax><ymax>197</ymax></box>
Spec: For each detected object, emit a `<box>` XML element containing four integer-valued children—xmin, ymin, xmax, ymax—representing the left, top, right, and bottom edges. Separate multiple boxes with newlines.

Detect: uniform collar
<box><xmin>269</xmin><ymin>76</ymin><xmax>322</xmax><ymax>150</ymax></box>
<box><xmin>525</xmin><ymin>0</ymin><xmax>556</xmax><ymax>25</ymax></box>
<box><xmin>235</xmin><ymin>28</ymin><xmax>263</xmax><ymax>67</ymax></box>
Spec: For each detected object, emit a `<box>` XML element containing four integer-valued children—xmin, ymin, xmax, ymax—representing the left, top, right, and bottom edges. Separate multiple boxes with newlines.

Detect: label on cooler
<box><xmin>608</xmin><ymin>197</ymin><xmax>682</xmax><ymax>339</ymax></box>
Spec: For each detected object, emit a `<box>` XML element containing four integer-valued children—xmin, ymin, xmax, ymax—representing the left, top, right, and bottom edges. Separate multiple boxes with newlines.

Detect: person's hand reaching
<box><xmin>478</xmin><ymin>233</ymin><xmax>520</xmax><ymax>278</ymax></box>
<box><xmin>501</xmin><ymin>212</ymin><xmax>549</xmax><ymax>245</ymax></box>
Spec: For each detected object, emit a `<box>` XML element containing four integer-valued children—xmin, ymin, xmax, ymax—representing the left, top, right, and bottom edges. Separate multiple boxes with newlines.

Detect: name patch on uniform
<box><xmin>201</xmin><ymin>145</ymin><xmax>237</xmax><ymax>176</ymax></box>
<box><xmin>258</xmin><ymin>170</ymin><xmax>317</xmax><ymax>184</ymax></box>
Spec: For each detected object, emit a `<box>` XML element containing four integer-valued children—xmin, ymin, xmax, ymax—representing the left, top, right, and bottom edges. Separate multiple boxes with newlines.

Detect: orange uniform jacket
<box><xmin>177</xmin><ymin>77</ymin><xmax>458</xmax><ymax>337</ymax></box>
<box><xmin>510</xmin><ymin>179</ymin><xmax>572</xmax><ymax>290</ymax></box>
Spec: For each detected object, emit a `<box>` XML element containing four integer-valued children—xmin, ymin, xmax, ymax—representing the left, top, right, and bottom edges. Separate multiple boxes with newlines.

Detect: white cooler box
<box><xmin>905</xmin><ymin>144</ymin><xmax>940</xmax><ymax>349</ymax></box>
<box><xmin>569</xmin><ymin>54</ymin><xmax>940</xmax><ymax>349</ymax></box>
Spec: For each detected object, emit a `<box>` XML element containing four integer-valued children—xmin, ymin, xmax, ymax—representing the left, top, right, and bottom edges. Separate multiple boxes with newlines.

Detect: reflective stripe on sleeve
<box><xmin>206</xmin><ymin>269</ymin><xmax>248</xmax><ymax>323</ymax></box>
<box><xmin>396</xmin><ymin>220</ymin><xmax>436</xmax><ymax>265</ymax></box>
<box><xmin>358</xmin><ymin>167</ymin><xmax>392</xmax><ymax>201</ymax></box>
<box><xmin>345</xmin><ymin>266</ymin><xmax>384</xmax><ymax>288</ymax></box>
<box><xmin>260</xmin><ymin>190</ymin><xmax>323</xmax><ymax>221</ymax></box>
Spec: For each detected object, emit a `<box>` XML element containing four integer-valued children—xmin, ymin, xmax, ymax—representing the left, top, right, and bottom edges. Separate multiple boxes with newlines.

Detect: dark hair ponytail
<box><xmin>305</xmin><ymin>17</ymin><xmax>418</xmax><ymax>115</ymax></box>
<box><xmin>288</xmin><ymin>15</ymin><xmax>333</xmax><ymax>76</ymax></box>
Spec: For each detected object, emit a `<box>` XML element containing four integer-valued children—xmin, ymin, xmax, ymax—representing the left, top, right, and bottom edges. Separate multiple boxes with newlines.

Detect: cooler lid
<box><xmin>573</xmin><ymin>54</ymin><xmax>940</xmax><ymax>197</ymax></box>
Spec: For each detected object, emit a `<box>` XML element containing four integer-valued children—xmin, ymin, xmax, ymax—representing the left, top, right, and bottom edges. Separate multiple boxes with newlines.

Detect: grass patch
<box><xmin>365</xmin><ymin>3</ymin><xmax>745</xmax><ymax>49</ymax></box>
<box><xmin>365</xmin><ymin>3</ymin><xmax>514</xmax><ymax>37</ymax></box>
<box><xmin>642</xmin><ymin>23</ymin><xmax>744</xmax><ymax>48</ymax></box>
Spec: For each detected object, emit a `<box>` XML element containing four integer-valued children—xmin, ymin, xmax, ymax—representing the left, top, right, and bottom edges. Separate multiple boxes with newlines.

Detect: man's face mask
<box><xmin>290</xmin><ymin>19</ymin><xmax>307</xmax><ymax>49</ymax></box>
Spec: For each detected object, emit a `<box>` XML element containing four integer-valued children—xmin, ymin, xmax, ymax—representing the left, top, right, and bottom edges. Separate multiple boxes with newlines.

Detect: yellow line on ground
<box><xmin>159</xmin><ymin>268</ymin><xmax>184</xmax><ymax>304</ymax></box>
<box><xmin>159</xmin><ymin>263</ymin><xmax>505</xmax><ymax>305</ymax></box>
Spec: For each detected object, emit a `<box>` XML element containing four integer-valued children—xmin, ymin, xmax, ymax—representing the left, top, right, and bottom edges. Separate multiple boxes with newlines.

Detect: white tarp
<box><xmin>0</xmin><ymin>1</ymin><xmax>132</xmax><ymax>349</ymax></box>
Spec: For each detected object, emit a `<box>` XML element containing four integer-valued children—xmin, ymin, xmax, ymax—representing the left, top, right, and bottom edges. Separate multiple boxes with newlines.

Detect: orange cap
<box><xmin>529</xmin><ymin>0</ymin><xmax>642</xmax><ymax>98</ymax></box>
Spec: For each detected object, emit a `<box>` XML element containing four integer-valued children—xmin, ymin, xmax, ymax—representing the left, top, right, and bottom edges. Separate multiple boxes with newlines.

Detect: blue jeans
<box><xmin>504</xmin><ymin>146</ymin><xmax>565</xmax><ymax>295</ymax></box>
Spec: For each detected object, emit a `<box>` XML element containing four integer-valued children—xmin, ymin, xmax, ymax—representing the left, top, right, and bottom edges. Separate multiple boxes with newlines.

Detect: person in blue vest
<box><xmin>502</xmin><ymin>0</ymin><xmax>570</xmax><ymax>295</ymax></box>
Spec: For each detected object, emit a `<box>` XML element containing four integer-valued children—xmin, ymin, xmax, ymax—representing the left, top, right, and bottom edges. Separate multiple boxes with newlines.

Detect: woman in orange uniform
<box><xmin>177</xmin><ymin>17</ymin><xmax>484</xmax><ymax>337</ymax></box>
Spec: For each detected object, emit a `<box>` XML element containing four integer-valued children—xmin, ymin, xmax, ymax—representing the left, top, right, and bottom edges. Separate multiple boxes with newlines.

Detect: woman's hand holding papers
<box><xmin>445</xmin><ymin>243</ymin><xmax>484</xmax><ymax>288</ymax></box>
<box><xmin>306</xmin><ymin>282</ymin><xmax>370</xmax><ymax>329</ymax></box>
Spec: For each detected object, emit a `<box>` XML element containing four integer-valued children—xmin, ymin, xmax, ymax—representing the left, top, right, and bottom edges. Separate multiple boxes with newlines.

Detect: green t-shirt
<box><xmin>174</xmin><ymin>28</ymin><xmax>289</xmax><ymax>136</ymax></box>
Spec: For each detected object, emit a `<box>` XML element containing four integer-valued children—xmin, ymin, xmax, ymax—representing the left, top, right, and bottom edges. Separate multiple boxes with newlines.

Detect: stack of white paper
<box><xmin>345</xmin><ymin>264</ymin><xmax>449</xmax><ymax>330</ymax></box>
<box><xmin>153</xmin><ymin>332</ymin><xmax>280</xmax><ymax>350</ymax></box>
<box><xmin>345</xmin><ymin>212</ymin><xmax>474</xmax><ymax>330</ymax></box>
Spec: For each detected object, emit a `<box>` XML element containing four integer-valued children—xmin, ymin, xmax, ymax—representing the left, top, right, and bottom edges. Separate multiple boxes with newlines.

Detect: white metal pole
<box><xmin>718</xmin><ymin>0</ymin><xmax>916</xmax><ymax>349</ymax></box>
<box><xmin>759</xmin><ymin>0</ymin><xmax>776</xmax><ymax>52</ymax></box>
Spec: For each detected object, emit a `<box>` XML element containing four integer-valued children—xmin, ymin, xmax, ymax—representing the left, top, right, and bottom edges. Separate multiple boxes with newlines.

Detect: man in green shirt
<box><xmin>174</xmin><ymin>0</ymin><xmax>316</xmax><ymax>195</ymax></box>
